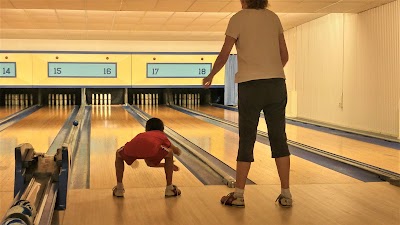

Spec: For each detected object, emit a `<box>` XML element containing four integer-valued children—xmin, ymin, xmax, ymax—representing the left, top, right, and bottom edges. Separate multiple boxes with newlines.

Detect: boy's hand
<box><xmin>161</xmin><ymin>145</ymin><xmax>181</xmax><ymax>156</ymax></box>
<box><xmin>161</xmin><ymin>145</ymin><xmax>171</xmax><ymax>153</ymax></box>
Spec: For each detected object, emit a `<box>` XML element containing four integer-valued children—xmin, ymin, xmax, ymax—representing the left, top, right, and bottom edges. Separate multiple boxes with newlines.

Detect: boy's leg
<box><xmin>145</xmin><ymin>148</ymin><xmax>181</xmax><ymax>197</ymax></box>
<box><xmin>113</xmin><ymin>147</ymin><xmax>126</xmax><ymax>197</ymax></box>
<box><xmin>115</xmin><ymin>150</ymin><xmax>125</xmax><ymax>183</ymax></box>
<box><xmin>164</xmin><ymin>152</ymin><xmax>181</xmax><ymax>197</ymax></box>
<box><xmin>164</xmin><ymin>152</ymin><xmax>174</xmax><ymax>186</ymax></box>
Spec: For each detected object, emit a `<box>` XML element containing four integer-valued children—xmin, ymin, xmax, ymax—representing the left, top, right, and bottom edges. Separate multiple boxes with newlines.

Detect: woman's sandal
<box><xmin>220</xmin><ymin>192</ymin><xmax>245</xmax><ymax>207</ymax></box>
<box><xmin>275</xmin><ymin>194</ymin><xmax>292</xmax><ymax>208</ymax></box>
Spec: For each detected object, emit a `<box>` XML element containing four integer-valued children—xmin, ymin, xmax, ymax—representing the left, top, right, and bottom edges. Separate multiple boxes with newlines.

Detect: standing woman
<box><xmin>202</xmin><ymin>0</ymin><xmax>292</xmax><ymax>208</ymax></box>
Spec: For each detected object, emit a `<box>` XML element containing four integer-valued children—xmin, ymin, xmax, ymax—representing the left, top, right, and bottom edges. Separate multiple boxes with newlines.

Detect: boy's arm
<box><xmin>161</xmin><ymin>144</ymin><xmax>182</xmax><ymax>156</ymax></box>
<box><xmin>169</xmin><ymin>144</ymin><xmax>182</xmax><ymax>156</ymax></box>
<box><xmin>145</xmin><ymin>160</ymin><xmax>180</xmax><ymax>171</ymax></box>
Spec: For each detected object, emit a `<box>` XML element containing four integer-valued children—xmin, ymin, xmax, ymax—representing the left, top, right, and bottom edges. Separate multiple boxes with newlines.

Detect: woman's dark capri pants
<box><xmin>237</xmin><ymin>78</ymin><xmax>290</xmax><ymax>162</ymax></box>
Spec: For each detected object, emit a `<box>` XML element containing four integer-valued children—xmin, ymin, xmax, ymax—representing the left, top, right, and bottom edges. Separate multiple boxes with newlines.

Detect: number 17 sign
<box><xmin>147</xmin><ymin>63</ymin><xmax>211</xmax><ymax>78</ymax></box>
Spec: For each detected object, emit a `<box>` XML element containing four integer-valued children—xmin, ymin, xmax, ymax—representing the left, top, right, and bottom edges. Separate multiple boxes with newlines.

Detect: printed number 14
<box><xmin>2</xmin><ymin>68</ymin><xmax>11</xmax><ymax>74</ymax></box>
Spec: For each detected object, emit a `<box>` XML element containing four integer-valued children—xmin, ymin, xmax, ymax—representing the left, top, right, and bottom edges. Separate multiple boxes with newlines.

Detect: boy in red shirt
<box><xmin>113</xmin><ymin>118</ymin><xmax>182</xmax><ymax>197</ymax></box>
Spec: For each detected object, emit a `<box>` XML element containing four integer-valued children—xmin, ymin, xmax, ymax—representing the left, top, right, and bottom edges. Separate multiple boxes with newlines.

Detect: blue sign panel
<box><xmin>0</xmin><ymin>62</ymin><xmax>16</xmax><ymax>77</ymax></box>
<box><xmin>48</xmin><ymin>62</ymin><xmax>117</xmax><ymax>78</ymax></box>
<box><xmin>147</xmin><ymin>63</ymin><xmax>212</xmax><ymax>78</ymax></box>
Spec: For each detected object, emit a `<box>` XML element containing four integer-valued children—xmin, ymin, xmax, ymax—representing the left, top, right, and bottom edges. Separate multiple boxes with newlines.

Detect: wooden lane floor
<box><xmin>139</xmin><ymin>105</ymin><xmax>359</xmax><ymax>185</ymax></box>
<box><xmin>0</xmin><ymin>105</ymin><xmax>26</xmax><ymax>120</ymax></box>
<box><xmin>0</xmin><ymin>106</ymin><xmax>73</xmax><ymax>216</ymax></box>
<box><xmin>190</xmin><ymin>106</ymin><xmax>400</xmax><ymax>174</ymax></box>
<box><xmin>60</xmin><ymin>182</ymin><xmax>399</xmax><ymax>225</ymax></box>
<box><xmin>89</xmin><ymin>106</ymin><xmax>203</xmax><ymax>190</ymax></box>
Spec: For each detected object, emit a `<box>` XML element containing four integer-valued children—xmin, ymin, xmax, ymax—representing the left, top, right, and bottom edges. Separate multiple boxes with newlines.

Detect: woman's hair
<box><xmin>244</xmin><ymin>0</ymin><xmax>269</xmax><ymax>9</ymax></box>
<box><xmin>145</xmin><ymin>117</ymin><xmax>164</xmax><ymax>131</ymax></box>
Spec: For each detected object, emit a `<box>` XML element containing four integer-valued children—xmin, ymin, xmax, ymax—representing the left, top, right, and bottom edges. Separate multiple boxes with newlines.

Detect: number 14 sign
<box><xmin>0</xmin><ymin>62</ymin><xmax>16</xmax><ymax>77</ymax></box>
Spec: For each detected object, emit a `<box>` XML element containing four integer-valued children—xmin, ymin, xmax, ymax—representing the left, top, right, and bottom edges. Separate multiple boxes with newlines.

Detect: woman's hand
<box><xmin>202</xmin><ymin>75</ymin><xmax>214</xmax><ymax>88</ymax></box>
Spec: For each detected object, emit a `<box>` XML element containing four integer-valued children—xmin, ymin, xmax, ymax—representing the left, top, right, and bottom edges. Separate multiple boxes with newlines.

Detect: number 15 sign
<box><xmin>48</xmin><ymin>62</ymin><xmax>117</xmax><ymax>78</ymax></box>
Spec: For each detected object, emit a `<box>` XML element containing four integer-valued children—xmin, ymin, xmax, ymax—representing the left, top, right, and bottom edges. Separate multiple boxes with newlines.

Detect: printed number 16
<box><xmin>104</xmin><ymin>68</ymin><xmax>112</xmax><ymax>74</ymax></box>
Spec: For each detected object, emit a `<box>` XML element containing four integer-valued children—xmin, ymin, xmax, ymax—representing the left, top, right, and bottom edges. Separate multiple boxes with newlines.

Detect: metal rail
<box><xmin>171</xmin><ymin>104</ymin><xmax>400</xmax><ymax>186</ymax></box>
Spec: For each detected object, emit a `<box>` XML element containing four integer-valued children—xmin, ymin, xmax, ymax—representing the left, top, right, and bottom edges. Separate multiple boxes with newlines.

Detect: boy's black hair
<box><xmin>145</xmin><ymin>118</ymin><xmax>164</xmax><ymax>131</ymax></box>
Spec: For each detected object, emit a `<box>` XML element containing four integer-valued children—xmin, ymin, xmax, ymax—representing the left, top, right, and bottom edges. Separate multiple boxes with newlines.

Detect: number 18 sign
<box><xmin>147</xmin><ymin>63</ymin><xmax>211</xmax><ymax>78</ymax></box>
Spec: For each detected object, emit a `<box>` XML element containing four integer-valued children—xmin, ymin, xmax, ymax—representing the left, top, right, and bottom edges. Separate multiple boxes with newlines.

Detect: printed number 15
<box><xmin>54</xmin><ymin>68</ymin><xmax>62</xmax><ymax>74</ymax></box>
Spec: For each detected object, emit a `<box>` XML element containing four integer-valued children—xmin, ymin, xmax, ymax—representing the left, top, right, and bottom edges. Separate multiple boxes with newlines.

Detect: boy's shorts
<box><xmin>117</xmin><ymin>146</ymin><xmax>169</xmax><ymax>166</ymax></box>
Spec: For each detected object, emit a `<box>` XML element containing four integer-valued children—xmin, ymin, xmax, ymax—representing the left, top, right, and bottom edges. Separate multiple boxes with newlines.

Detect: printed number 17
<box><xmin>152</xmin><ymin>68</ymin><xmax>159</xmax><ymax>75</ymax></box>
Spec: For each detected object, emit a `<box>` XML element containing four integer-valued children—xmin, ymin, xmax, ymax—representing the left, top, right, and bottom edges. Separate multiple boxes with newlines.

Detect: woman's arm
<box><xmin>279</xmin><ymin>33</ymin><xmax>289</xmax><ymax>67</ymax></box>
<box><xmin>202</xmin><ymin>35</ymin><xmax>236</xmax><ymax>87</ymax></box>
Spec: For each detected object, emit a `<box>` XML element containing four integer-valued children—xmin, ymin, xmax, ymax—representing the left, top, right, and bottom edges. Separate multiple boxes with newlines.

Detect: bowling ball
<box><xmin>73</xmin><ymin>120</ymin><xmax>79</xmax><ymax>126</ymax></box>
<box><xmin>2</xmin><ymin>218</ymin><xmax>27</xmax><ymax>225</ymax></box>
<box><xmin>12</xmin><ymin>200</ymin><xmax>36</xmax><ymax>216</ymax></box>
<box><xmin>4</xmin><ymin>205</ymin><xmax>33</xmax><ymax>225</ymax></box>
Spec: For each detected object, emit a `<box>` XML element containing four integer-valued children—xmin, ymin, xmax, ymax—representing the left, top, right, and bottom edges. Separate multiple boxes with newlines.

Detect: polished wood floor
<box><xmin>58</xmin><ymin>182</ymin><xmax>399</xmax><ymax>225</ymax></box>
<box><xmin>1</xmin><ymin>106</ymin><xmax>399</xmax><ymax>225</ymax></box>
<box><xmin>191</xmin><ymin>105</ymin><xmax>400</xmax><ymax>174</ymax></box>
<box><xmin>0</xmin><ymin>106</ymin><xmax>25</xmax><ymax>120</ymax></box>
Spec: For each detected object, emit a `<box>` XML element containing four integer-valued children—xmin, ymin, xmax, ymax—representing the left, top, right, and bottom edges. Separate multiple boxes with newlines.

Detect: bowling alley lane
<box><xmin>139</xmin><ymin>105</ymin><xmax>360</xmax><ymax>185</ymax></box>
<box><xmin>89</xmin><ymin>106</ymin><xmax>203</xmax><ymax>190</ymax></box>
<box><xmin>0</xmin><ymin>106</ymin><xmax>74</xmax><ymax>216</ymax></box>
<box><xmin>0</xmin><ymin>105</ymin><xmax>26</xmax><ymax>120</ymax></box>
<box><xmin>190</xmin><ymin>105</ymin><xmax>400</xmax><ymax>174</ymax></box>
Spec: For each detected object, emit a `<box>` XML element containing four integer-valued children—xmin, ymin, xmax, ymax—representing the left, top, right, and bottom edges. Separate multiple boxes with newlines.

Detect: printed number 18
<box><xmin>199</xmin><ymin>68</ymin><xmax>207</xmax><ymax>75</ymax></box>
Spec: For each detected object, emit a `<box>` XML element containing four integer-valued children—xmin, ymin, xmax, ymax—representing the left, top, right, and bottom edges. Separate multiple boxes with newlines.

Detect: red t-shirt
<box><xmin>123</xmin><ymin>130</ymin><xmax>171</xmax><ymax>159</ymax></box>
